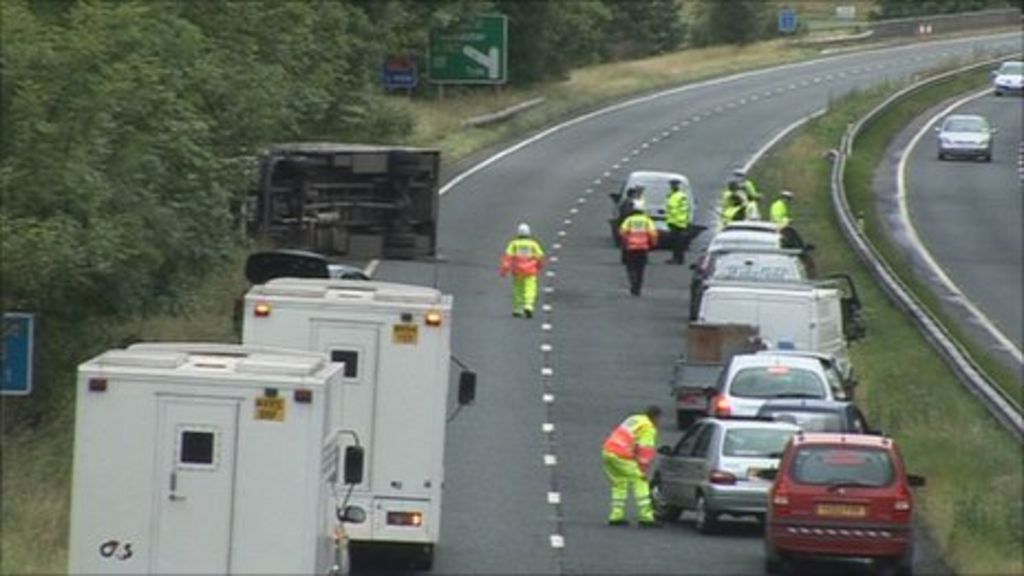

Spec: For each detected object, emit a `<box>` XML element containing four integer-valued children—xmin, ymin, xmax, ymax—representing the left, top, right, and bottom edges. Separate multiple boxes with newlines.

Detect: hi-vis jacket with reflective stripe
<box><xmin>500</xmin><ymin>237</ymin><xmax>545</xmax><ymax>277</ymax></box>
<box><xmin>666</xmin><ymin>189</ymin><xmax>691</xmax><ymax>228</ymax></box>
<box><xmin>619</xmin><ymin>213</ymin><xmax>658</xmax><ymax>251</ymax></box>
<box><xmin>603</xmin><ymin>414</ymin><xmax>659</xmax><ymax>473</ymax></box>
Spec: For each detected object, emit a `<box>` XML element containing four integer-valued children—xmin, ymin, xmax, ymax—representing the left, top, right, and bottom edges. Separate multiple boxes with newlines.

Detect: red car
<box><xmin>763</xmin><ymin>433</ymin><xmax>925</xmax><ymax>575</ymax></box>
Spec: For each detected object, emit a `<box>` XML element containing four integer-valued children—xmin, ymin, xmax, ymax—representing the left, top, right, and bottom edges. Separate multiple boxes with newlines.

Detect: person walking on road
<box><xmin>602</xmin><ymin>405</ymin><xmax>663</xmax><ymax>527</ymax></box>
<box><xmin>664</xmin><ymin>178</ymin><xmax>692</xmax><ymax>265</ymax></box>
<box><xmin>499</xmin><ymin>223</ymin><xmax>545</xmax><ymax>318</ymax></box>
<box><xmin>770</xmin><ymin>190</ymin><xmax>793</xmax><ymax>229</ymax></box>
<box><xmin>619</xmin><ymin>200</ymin><xmax>658</xmax><ymax>296</ymax></box>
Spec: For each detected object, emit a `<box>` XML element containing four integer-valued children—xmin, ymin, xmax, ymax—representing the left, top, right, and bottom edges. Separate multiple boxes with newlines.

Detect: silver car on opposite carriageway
<box><xmin>651</xmin><ymin>417</ymin><xmax>800</xmax><ymax>533</ymax></box>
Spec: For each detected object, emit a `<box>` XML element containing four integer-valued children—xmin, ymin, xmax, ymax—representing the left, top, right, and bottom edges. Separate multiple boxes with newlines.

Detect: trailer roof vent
<box><xmin>97</xmin><ymin>350</ymin><xmax>187</xmax><ymax>369</ymax></box>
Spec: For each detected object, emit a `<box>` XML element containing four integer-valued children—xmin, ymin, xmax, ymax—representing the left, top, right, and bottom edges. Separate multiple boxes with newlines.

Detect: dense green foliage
<box><xmin>869</xmin><ymin>0</ymin><xmax>1019</xmax><ymax>19</ymax></box>
<box><xmin>689</xmin><ymin>0</ymin><xmax>774</xmax><ymax>46</ymax></box>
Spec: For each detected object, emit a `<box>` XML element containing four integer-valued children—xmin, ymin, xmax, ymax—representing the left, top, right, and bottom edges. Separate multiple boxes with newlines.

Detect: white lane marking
<box><xmin>541</xmin><ymin>367</ymin><xmax>554</xmax><ymax>377</ymax></box>
<box><xmin>553</xmin><ymin>243</ymin><xmax>562</xmax><ymax>250</ymax></box>
<box><xmin>641</xmin><ymin>142</ymin><xmax>650</xmax><ymax>149</ymax></box>
<box><xmin>544</xmin><ymin>286</ymin><xmax>555</xmax><ymax>294</ymax></box>
<box><xmin>545</xmin><ymin>270</ymin><xmax>556</xmax><ymax>278</ymax></box>
<box><xmin>662</xmin><ymin>131</ymin><xmax>671</xmax><ymax>137</ymax></box>
<box><xmin>557</xmin><ymin>230</ymin><xmax>567</xmax><ymax>237</ymax></box>
<box><xmin>542</xmin><ymin>323</ymin><xmax>553</xmax><ymax>331</ymax></box>
<box><xmin>541</xmin><ymin>343</ymin><xmax>553</xmax><ymax>352</ymax></box>
<box><xmin>544</xmin><ymin>454</ymin><xmax>558</xmax><ymax>466</ymax></box>
<box><xmin>585</xmin><ymin>188</ymin><xmax>594</xmax><ymax>195</ymax></box>
<box><xmin>550</xmin><ymin>534</ymin><xmax>565</xmax><ymax>549</ymax></box>
<box><xmin>569</xmin><ymin>207</ymin><xmax>579</xmax><ymax>215</ymax></box>
<box><xmin>363</xmin><ymin>258</ymin><xmax>380</xmax><ymax>278</ymax></box>
<box><xmin>899</xmin><ymin>87</ymin><xmax>1022</xmax><ymax>363</ymax></box>
<box><xmin>672</xmin><ymin>125</ymin><xmax>681</xmax><ymax>131</ymax></box>
<box><xmin>578</xmin><ymin>197</ymin><xmax>587</xmax><ymax>204</ymax></box>
<box><xmin>563</xmin><ymin>219</ymin><xmax>572</xmax><ymax>226</ymax></box>
<box><xmin>739</xmin><ymin>98</ymin><xmax>747</xmax><ymax>104</ymax></box>
<box><xmin>543</xmin><ymin>393</ymin><xmax>555</xmax><ymax>403</ymax></box>
<box><xmin>547</xmin><ymin>492</ymin><xmax>561</xmax><ymax>504</ymax></box>
<box><xmin>692</xmin><ymin>115</ymin><xmax>701</xmax><ymax>121</ymax></box>
<box><xmin>542</xmin><ymin>304</ymin><xmax>553</xmax><ymax>312</ymax></box>
<box><xmin>602</xmin><ymin>171</ymin><xmax>611</xmax><ymax>177</ymax></box>
<box><xmin>542</xmin><ymin>423</ymin><xmax>555</xmax><ymax>433</ymax></box>
<box><xmin>593</xmin><ymin>178</ymin><xmax>602</xmax><ymax>185</ymax></box>
<box><xmin>611</xmin><ymin>164</ymin><xmax>620</xmax><ymax>170</ymax></box>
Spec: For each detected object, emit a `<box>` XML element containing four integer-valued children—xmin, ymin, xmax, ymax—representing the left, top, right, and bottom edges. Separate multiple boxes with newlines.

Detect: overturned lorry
<box><xmin>248</xmin><ymin>143</ymin><xmax>441</xmax><ymax>260</ymax></box>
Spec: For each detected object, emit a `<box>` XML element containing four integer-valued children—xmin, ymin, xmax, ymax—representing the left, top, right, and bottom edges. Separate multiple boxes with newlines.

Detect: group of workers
<box><xmin>497</xmin><ymin>168</ymin><xmax>800</xmax><ymax>527</ymax></box>
<box><xmin>498</xmin><ymin>169</ymin><xmax>796</xmax><ymax>315</ymax></box>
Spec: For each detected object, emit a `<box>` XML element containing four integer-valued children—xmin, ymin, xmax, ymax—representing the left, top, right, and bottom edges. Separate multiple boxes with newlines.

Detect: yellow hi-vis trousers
<box><xmin>512</xmin><ymin>275</ymin><xmax>538</xmax><ymax>314</ymax></box>
<box><xmin>602</xmin><ymin>450</ymin><xmax>654</xmax><ymax>523</ymax></box>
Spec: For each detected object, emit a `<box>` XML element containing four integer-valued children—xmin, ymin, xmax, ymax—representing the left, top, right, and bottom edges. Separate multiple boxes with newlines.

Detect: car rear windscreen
<box><xmin>722</xmin><ymin>428</ymin><xmax>795</xmax><ymax>458</ymax></box>
<box><xmin>729</xmin><ymin>367</ymin><xmax>826</xmax><ymax>399</ymax></box>
<box><xmin>790</xmin><ymin>446</ymin><xmax>894</xmax><ymax>487</ymax></box>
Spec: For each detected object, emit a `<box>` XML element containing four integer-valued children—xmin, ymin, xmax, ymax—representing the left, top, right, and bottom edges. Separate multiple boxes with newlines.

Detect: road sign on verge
<box><xmin>778</xmin><ymin>8</ymin><xmax>798</xmax><ymax>34</ymax></box>
<box><xmin>382</xmin><ymin>54</ymin><xmax>418</xmax><ymax>90</ymax></box>
<box><xmin>429</xmin><ymin>14</ymin><xmax>507</xmax><ymax>85</ymax></box>
<box><xmin>2</xmin><ymin>313</ymin><xmax>35</xmax><ymax>395</ymax></box>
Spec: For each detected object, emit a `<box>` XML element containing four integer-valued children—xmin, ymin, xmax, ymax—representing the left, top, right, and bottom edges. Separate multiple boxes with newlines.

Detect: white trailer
<box><xmin>68</xmin><ymin>344</ymin><xmax>361</xmax><ymax>575</ymax></box>
<box><xmin>242</xmin><ymin>278</ymin><xmax>473</xmax><ymax>569</ymax></box>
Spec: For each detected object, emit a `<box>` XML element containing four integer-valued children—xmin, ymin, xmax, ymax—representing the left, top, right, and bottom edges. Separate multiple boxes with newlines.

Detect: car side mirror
<box><xmin>757</xmin><ymin>468</ymin><xmax>778</xmax><ymax>481</ymax></box>
<box><xmin>458</xmin><ymin>371</ymin><xmax>477</xmax><ymax>406</ymax></box>
<box><xmin>344</xmin><ymin>446</ymin><xmax>365</xmax><ymax>485</ymax></box>
<box><xmin>609</xmin><ymin>192</ymin><xmax>622</xmax><ymax>203</ymax></box>
<box><xmin>907</xmin><ymin>474</ymin><xmax>926</xmax><ymax>488</ymax></box>
<box><xmin>658</xmin><ymin>445</ymin><xmax>672</xmax><ymax>456</ymax></box>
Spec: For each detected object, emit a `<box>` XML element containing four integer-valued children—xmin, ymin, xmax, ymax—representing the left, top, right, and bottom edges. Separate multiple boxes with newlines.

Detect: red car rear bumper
<box><xmin>768</xmin><ymin>519</ymin><xmax>912</xmax><ymax>558</ymax></box>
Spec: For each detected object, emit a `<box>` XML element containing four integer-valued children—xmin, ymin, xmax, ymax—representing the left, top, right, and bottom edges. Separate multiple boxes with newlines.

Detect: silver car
<box><xmin>652</xmin><ymin>418</ymin><xmax>800</xmax><ymax>533</ymax></box>
<box><xmin>935</xmin><ymin>114</ymin><xmax>997</xmax><ymax>162</ymax></box>
<box><xmin>992</xmin><ymin>60</ymin><xmax>1023</xmax><ymax>96</ymax></box>
<box><xmin>711</xmin><ymin>353</ymin><xmax>841</xmax><ymax>419</ymax></box>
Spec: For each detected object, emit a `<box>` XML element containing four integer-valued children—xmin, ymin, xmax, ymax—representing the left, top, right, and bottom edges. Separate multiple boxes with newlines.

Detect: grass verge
<box><xmin>752</xmin><ymin>76</ymin><xmax>1023</xmax><ymax>576</ymax></box>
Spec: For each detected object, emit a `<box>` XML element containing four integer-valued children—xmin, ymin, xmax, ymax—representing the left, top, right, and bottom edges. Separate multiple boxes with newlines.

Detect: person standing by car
<box><xmin>664</xmin><ymin>178</ymin><xmax>692</xmax><ymax>265</ymax></box>
<box><xmin>602</xmin><ymin>405</ymin><xmax>662</xmax><ymax>527</ymax></box>
<box><xmin>499</xmin><ymin>223</ymin><xmax>545</xmax><ymax>318</ymax></box>
<box><xmin>734</xmin><ymin>168</ymin><xmax>763</xmax><ymax>217</ymax></box>
<box><xmin>619</xmin><ymin>200</ymin><xmax>658</xmax><ymax>296</ymax></box>
<box><xmin>770</xmin><ymin>190</ymin><xmax>793</xmax><ymax>229</ymax></box>
<box><xmin>720</xmin><ymin>184</ymin><xmax>749</xmax><ymax>228</ymax></box>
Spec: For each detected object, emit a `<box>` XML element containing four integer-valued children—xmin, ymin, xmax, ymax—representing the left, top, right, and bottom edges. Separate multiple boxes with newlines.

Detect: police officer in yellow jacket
<box><xmin>499</xmin><ymin>223</ymin><xmax>545</xmax><ymax>318</ymax></box>
<box><xmin>664</xmin><ymin>179</ymin><xmax>692</xmax><ymax>265</ymax></box>
<box><xmin>770</xmin><ymin>190</ymin><xmax>793</xmax><ymax>229</ymax></box>
<box><xmin>602</xmin><ymin>405</ymin><xmax>662</xmax><ymax>527</ymax></box>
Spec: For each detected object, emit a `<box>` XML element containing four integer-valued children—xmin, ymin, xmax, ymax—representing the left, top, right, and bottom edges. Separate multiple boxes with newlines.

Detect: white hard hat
<box><xmin>517</xmin><ymin>223</ymin><xmax>531</xmax><ymax>236</ymax></box>
<box><xmin>781</xmin><ymin>190</ymin><xmax>794</xmax><ymax>198</ymax></box>
<box><xmin>631</xmin><ymin>198</ymin><xmax>646</xmax><ymax>211</ymax></box>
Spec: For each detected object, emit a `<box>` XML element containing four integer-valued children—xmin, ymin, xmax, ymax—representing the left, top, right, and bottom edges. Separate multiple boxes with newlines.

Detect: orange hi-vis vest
<box><xmin>619</xmin><ymin>213</ymin><xmax>658</xmax><ymax>252</ymax></box>
<box><xmin>603</xmin><ymin>414</ymin><xmax>658</xmax><ymax>472</ymax></box>
<box><xmin>500</xmin><ymin>237</ymin><xmax>545</xmax><ymax>277</ymax></box>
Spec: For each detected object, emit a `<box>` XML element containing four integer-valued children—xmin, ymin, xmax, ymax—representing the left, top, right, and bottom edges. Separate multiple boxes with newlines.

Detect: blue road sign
<box><xmin>382</xmin><ymin>55</ymin><xmax>418</xmax><ymax>90</ymax></box>
<box><xmin>778</xmin><ymin>8</ymin><xmax>798</xmax><ymax>34</ymax></box>
<box><xmin>2</xmin><ymin>313</ymin><xmax>35</xmax><ymax>395</ymax></box>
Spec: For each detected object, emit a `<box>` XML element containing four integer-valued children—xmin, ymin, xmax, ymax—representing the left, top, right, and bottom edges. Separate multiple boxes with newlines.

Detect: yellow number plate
<box><xmin>815</xmin><ymin>503</ymin><xmax>867</xmax><ymax>518</ymax></box>
<box><xmin>392</xmin><ymin>323</ymin><xmax>419</xmax><ymax>345</ymax></box>
<box><xmin>255</xmin><ymin>397</ymin><xmax>286</xmax><ymax>421</ymax></box>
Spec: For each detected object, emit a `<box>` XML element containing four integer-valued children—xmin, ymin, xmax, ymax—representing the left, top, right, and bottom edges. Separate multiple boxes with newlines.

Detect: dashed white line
<box><xmin>541</xmin><ymin>367</ymin><xmax>554</xmax><ymax>377</ymax></box>
<box><xmin>542</xmin><ymin>393</ymin><xmax>555</xmax><ymax>404</ymax></box>
<box><xmin>544</xmin><ymin>454</ymin><xmax>558</xmax><ymax>466</ymax></box>
<box><xmin>550</xmin><ymin>535</ymin><xmax>565</xmax><ymax>549</ymax></box>
<box><xmin>562</xmin><ymin>219</ymin><xmax>572</xmax><ymax>225</ymax></box>
<box><xmin>542</xmin><ymin>423</ymin><xmax>555</xmax><ymax>434</ymax></box>
<box><xmin>547</xmin><ymin>492</ymin><xmax>561</xmax><ymax>505</ymax></box>
<box><xmin>557</xmin><ymin>230</ymin><xmax>567</xmax><ymax>237</ymax></box>
<box><xmin>544</xmin><ymin>286</ymin><xmax>555</xmax><ymax>294</ymax></box>
<box><xmin>577</xmin><ymin>197</ymin><xmax>587</xmax><ymax>204</ymax></box>
<box><xmin>611</xmin><ymin>164</ymin><xmax>620</xmax><ymax>170</ymax></box>
<box><xmin>541</xmin><ymin>343</ymin><xmax>553</xmax><ymax>353</ymax></box>
<box><xmin>545</xmin><ymin>270</ymin><xmax>556</xmax><ymax>278</ymax></box>
<box><xmin>552</xmin><ymin>243</ymin><xmax>562</xmax><ymax>250</ymax></box>
<box><xmin>542</xmin><ymin>323</ymin><xmax>553</xmax><ymax>331</ymax></box>
<box><xmin>542</xmin><ymin>304</ymin><xmax>553</xmax><ymax>312</ymax></box>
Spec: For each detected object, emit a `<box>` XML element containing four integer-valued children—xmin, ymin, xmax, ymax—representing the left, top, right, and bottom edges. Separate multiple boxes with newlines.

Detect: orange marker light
<box><xmin>254</xmin><ymin>302</ymin><xmax>272</xmax><ymax>317</ymax></box>
<box><xmin>425</xmin><ymin>311</ymin><xmax>443</xmax><ymax>327</ymax></box>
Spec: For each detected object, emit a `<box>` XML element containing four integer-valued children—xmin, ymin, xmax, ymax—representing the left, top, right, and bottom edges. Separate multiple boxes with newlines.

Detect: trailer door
<box><xmin>153</xmin><ymin>398</ymin><xmax>239</xmax><ymax>574</ymax></box>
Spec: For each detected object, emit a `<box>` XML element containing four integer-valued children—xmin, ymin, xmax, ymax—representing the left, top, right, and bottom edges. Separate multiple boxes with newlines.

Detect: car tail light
<box><xmin>709</xmin><ymin>469</ymin><xmax>737</xmax><ymax>485</ymax></box>
<box><xmin>893</xmin><ymin>500</ymin><xmax>911</xmax><ymax>511</ymax></box>
<box><xmin>253</xmin><ymin>302</ymin><xmax>272</xmax><ymax>317</ymax></box>
<box><xmin>386</xmin><ymin>511</ymin><xmax>423</xmax><ymax>527</ymax></box>
<box><xmin>712</xmin><ymin>394</ymin><xmax>731</xmax><ymax>417</ymax></box>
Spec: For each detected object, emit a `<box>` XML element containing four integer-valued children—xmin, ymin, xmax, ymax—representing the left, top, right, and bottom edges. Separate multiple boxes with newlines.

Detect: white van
<box><xmin>697</xmin><ymin>276</ymin><xmax>864</xmax><ymax>360</ymax></box>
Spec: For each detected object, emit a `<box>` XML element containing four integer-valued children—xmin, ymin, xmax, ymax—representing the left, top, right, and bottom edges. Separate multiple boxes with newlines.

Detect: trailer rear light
<box><xmin>254</xmin><ymin>302</ymin><xmax>272</xmax><ymax>317</ymax></box>
<box><xmin>709</xmin><ymin>469</ymin><xmax>737</xmax><ymax>485</ymax></box>
<box><xmin>294</xmin><ymin>389</ymin><xmax>313</xmax><ymax>403</ymax></box>
<box><xmin>425</xmin><ymin>311</ymin><xmax>443</xmax><ymax>326</ymax></box>
<box><xmin>88</xmin><ymin>378</ymin><xmax>108</xmax><ymax>392</ymax></box>
<box><xmin>386</xmin><ymin>511</ymin><xmax>423</xmax><ymax>527</ymax></box>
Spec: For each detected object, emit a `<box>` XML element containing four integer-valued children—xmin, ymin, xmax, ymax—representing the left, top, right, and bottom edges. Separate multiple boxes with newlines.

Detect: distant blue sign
<box><xmin>2</xmin><ymin>313</ymin><xmax>35</xmax><ymax>395</ymax></box>
<box><xmin>382</xmin><ymin>55</ymin><xmax>418</xmax><ymax>90</ymax></box>
<box><xmin>778</xmin><ymin>8</ymin><xmax>798</xmax><ymax>34</ymax></box>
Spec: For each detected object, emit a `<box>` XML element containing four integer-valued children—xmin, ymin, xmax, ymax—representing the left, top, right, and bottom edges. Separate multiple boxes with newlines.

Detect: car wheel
<box><xmin>983</xmin><ymin>153</ymin><xmax>992</xmax><ymax>163</ymax></box>
<box><xmin>937</xmin><ymin>151</ymin><xmax>945</xmax><ymax>161</ymax></box>
<box><xmin>693</xmin><ymin>493</ymin><xmax>719</xmax><ymax>534</ymax></box>
<box><xmin>764</xmin><ymin>541</ymin><xmax>788</xmax><ymax>575</ymax></box>
<box><xmin>651</xmin><ymin>476</ymin><xmax>682</xmax><ymax>522</ymax></box>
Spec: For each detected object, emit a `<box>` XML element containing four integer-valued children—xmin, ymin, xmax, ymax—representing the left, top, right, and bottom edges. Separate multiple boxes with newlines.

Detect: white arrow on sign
<box><xmin>462</xmin><ymin>45</ymin><xmax>500</xmax><ymax>79</ymax></box>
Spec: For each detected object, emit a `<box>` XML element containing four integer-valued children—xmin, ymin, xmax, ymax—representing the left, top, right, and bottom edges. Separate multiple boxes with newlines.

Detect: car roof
<box><xmin>756</xmin><ymin>349</ymin><xmax>835</xmax><ymax>363</ymax></box>
<box><xmin>626</xmin><ymin>170</ymin><xmax>688</xmax><ymax>182</ymax></box>
<box><xmin>792</xmin><ymin>432</ymin><xmax>893</xmax><ymax>448</ymax></box>
<box><xmin>758</xmin><ymin>398</ymin><xmax>853</xmax><ymax>412</ymax></box>
<box><xmin>700</xmin><ymin>417</ymin><xmax>802</xmax><ymax>432</ymax></box>
<box><xmin>943</xmin><ymin>114</ymin><xmax>987</xmax><ymax>124</ymax></box>
<box><xmin>722</xmin><ymin>221</ymin><xmax>780</xmax><ymax>233</ymax></box>
<box><xmin>729</xmin><ymin>353</ymin><xmax>824</xmax><ymax>371</ymax></box>
<box><xmin>708</xmin><ymin>230</ymin><xmax>781</xmax><ymax>251</ymax></box>
<box><xmin>713</xmin><ymin>251</ymin><xmax>803</xmax><ymax>266</ymax></box>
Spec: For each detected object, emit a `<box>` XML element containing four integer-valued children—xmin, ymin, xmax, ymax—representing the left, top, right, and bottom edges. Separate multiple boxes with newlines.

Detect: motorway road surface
<box><xmin>361</xmin><ymin>34</ymin><xmax>1020</xmax><ymax>575</ymax></box>
<box><xmin>904</xmin><ymin>89</ymin><xmax>1023</xmax><ymax>360</ymax></box>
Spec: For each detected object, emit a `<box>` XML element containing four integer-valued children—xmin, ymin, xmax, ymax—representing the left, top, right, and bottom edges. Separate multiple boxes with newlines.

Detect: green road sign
<box><xmin>429</xmin><ymin>14</ymin><xmax>507</xmax><ymax>85</ymax></box>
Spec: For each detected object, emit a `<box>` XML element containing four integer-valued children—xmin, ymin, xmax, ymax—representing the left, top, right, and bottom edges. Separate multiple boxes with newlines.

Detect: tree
<box><xmin>690</xmin><ymin>0</ymin><xmax>769</xmax><ymax>46</ymax></box>
<box><xmin>603</xmin><ymin>0</ymin><xmax>686</xmax><ymax>60</ymax></box>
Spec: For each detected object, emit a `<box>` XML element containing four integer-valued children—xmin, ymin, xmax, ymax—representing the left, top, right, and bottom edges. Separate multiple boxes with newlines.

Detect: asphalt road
<box><xmin>904</xmin><ymin>89</ymin><xmax>1023</xmax><ymax>357</ymax></box>
<box><xmin>363</xmin><ymin>34</ymin><xmax>1021</xmax><ymax>575</ymax></box>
